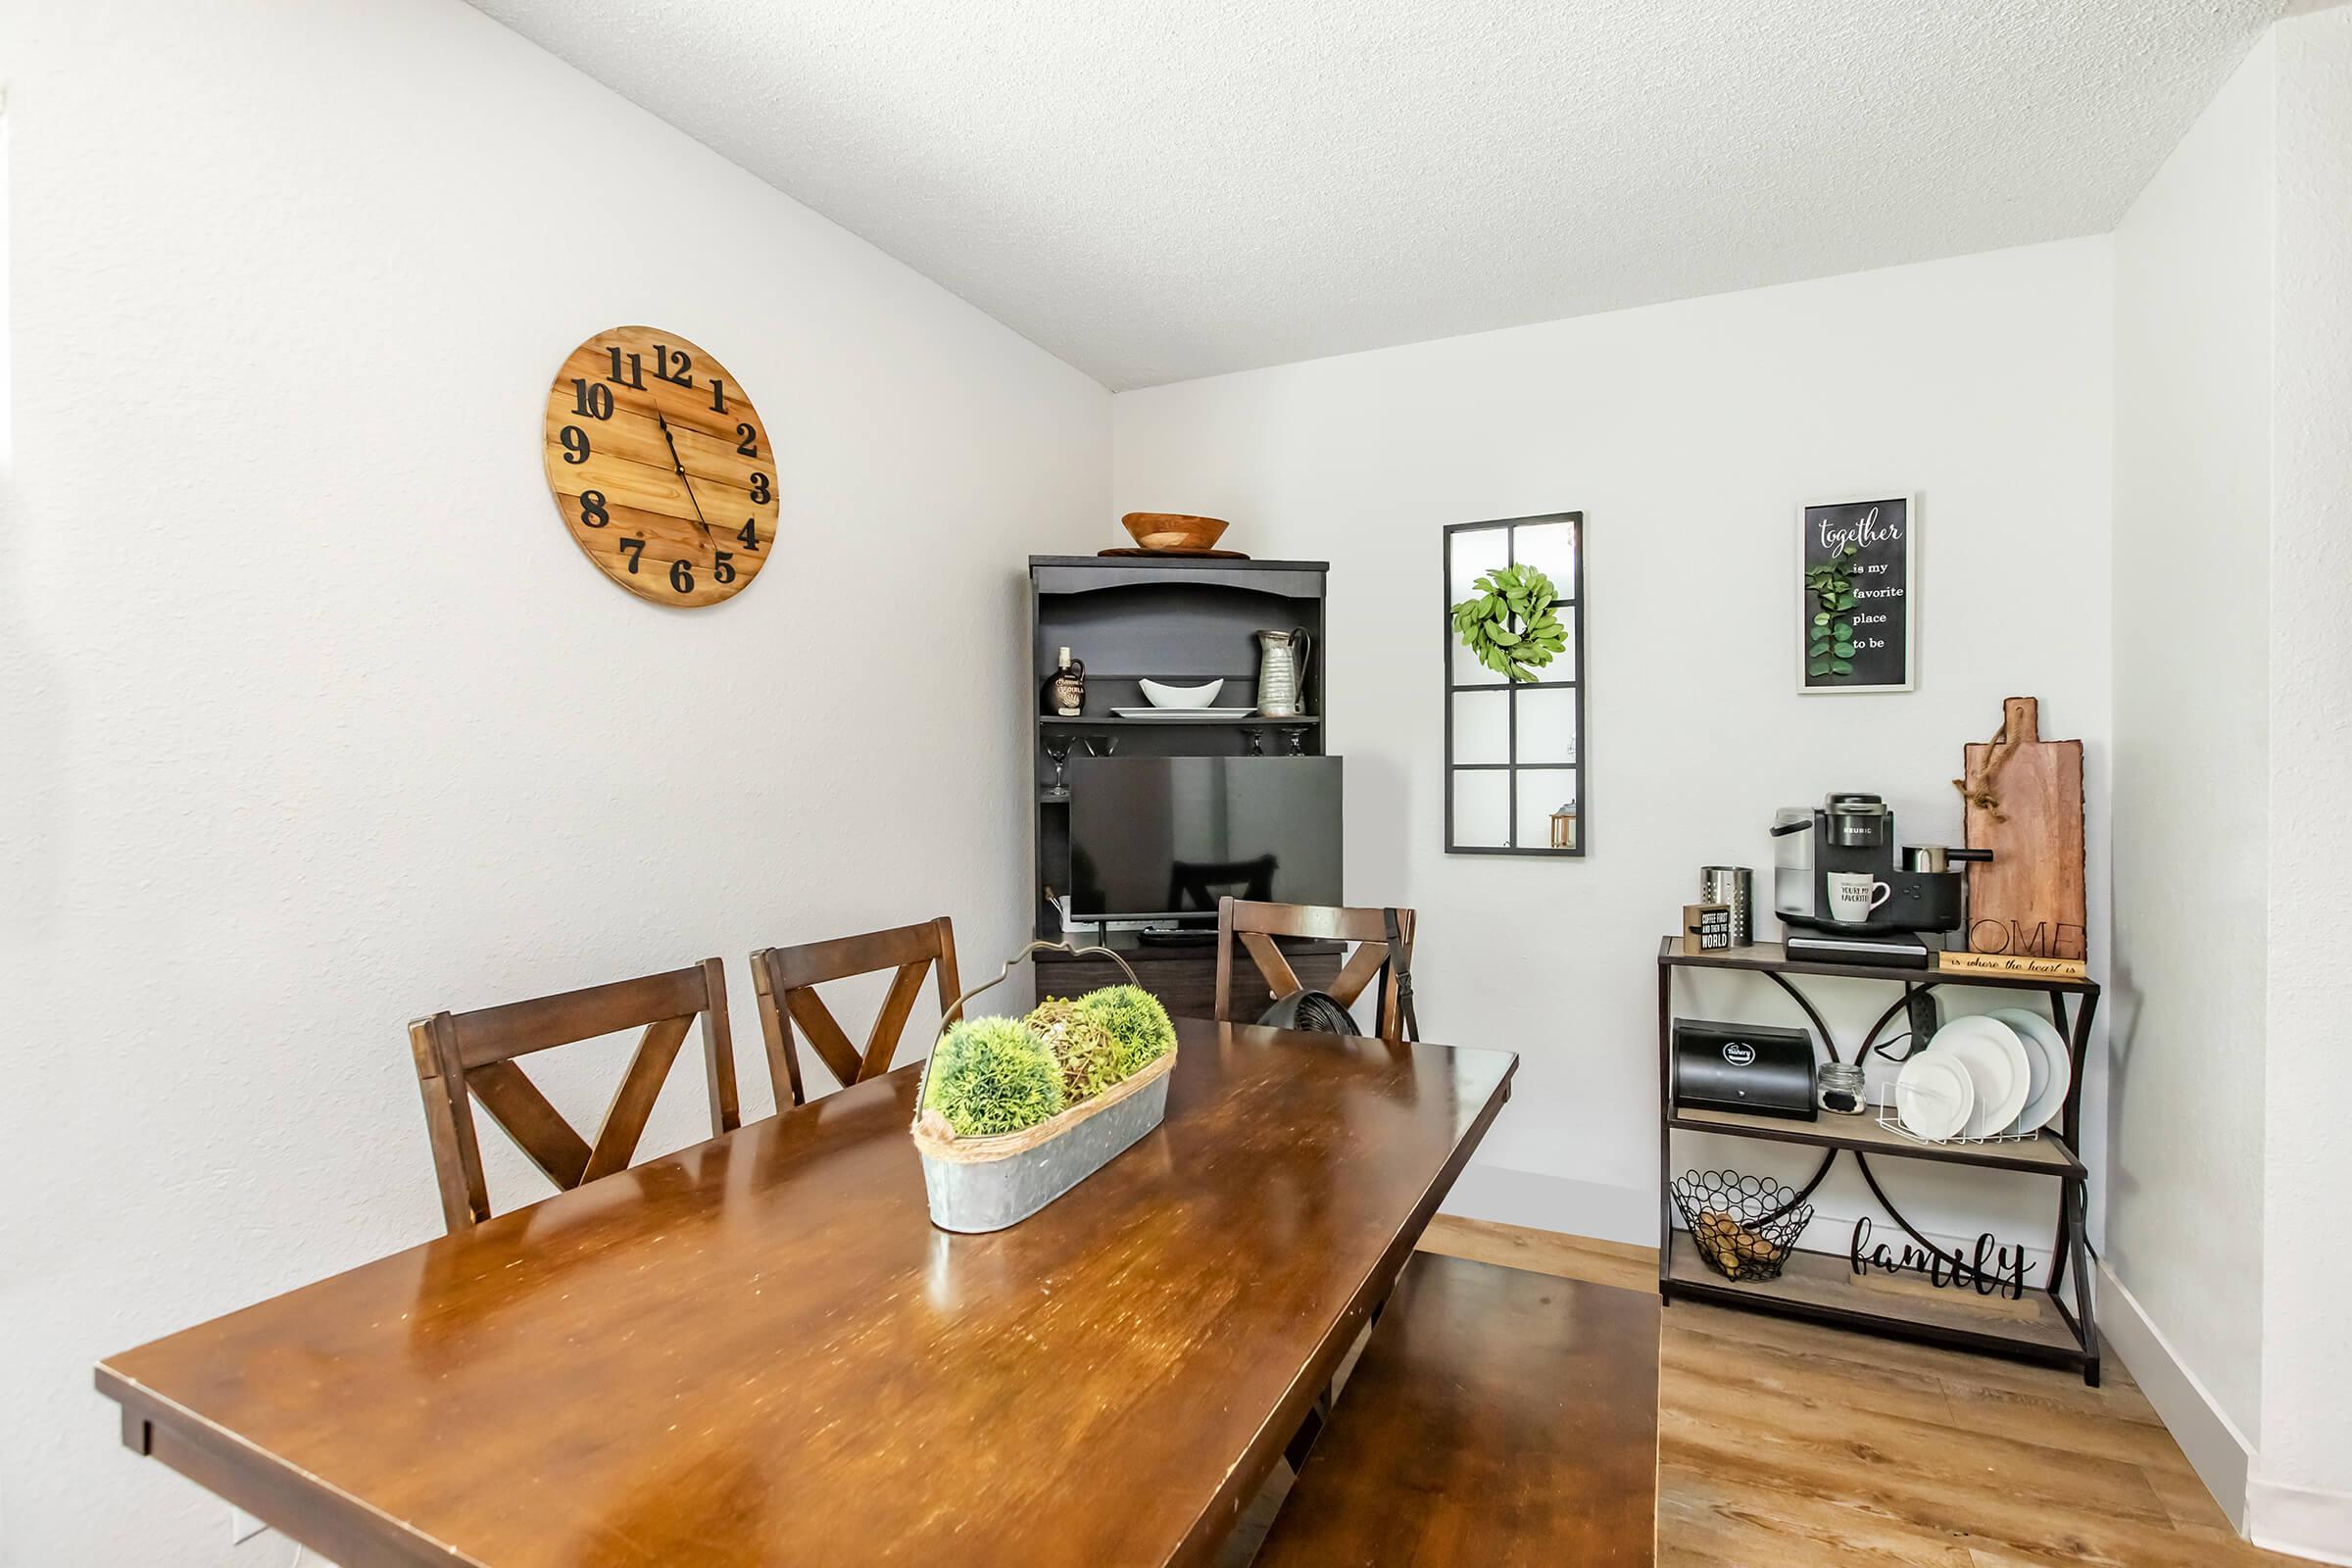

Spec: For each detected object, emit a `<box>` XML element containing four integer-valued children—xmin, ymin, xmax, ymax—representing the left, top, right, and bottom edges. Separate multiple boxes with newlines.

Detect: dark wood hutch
<box><xmin>1027</xmin><ymin>554</ymin><xmax>1343</xmax><ymax>1016</ymax></box>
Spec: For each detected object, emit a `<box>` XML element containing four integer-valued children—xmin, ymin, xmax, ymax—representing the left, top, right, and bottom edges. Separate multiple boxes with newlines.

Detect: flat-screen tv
<box><xmin>1066</xmin><ymin>757</ymin><xmax>1343</xmax><ymax>922</ymax></box>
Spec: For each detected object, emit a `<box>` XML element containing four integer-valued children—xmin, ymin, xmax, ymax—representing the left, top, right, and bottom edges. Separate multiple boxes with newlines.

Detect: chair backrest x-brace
<box><xmin>407</xmin><ymin>957</ymin><xmax>740</xmax><ymax>1234</ymax></box>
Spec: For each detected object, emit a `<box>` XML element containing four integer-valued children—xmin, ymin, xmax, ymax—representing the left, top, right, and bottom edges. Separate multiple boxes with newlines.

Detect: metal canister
<box><xmin>1699</xmin><ymin>866</ymin><xmax>1755</xmax><ymax>946</ymax></box>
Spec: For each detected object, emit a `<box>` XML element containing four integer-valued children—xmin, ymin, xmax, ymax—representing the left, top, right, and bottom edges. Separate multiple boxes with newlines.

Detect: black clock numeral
<box><xmin>712</xmin><ymin>550</ymin><xmax>737</xmax><ymax>585</ymax></box>
<box><xmin>735</xmin><ymin>423</ymin><xmax>759</xmax><ymax>457</ymax></box>
<box><xmin>560</xmin><ymin>425</ymin><xmax>591</xmax><ymax>464</ymax></box>
<box><xmin>668</xmin><ymin>558</ymin><xmax>696</xmax><ymax>594</ymax></box>
<box><xmin>617</xmin><ymin>536</ymin><xmax>646</xmax><ymax>573</ymax></box>
<box><xmin>652</xmin><ymin>344</ymin><xmax>694</xmax><ymax>387</ymax></box>
<box><xmin>736</xmin><ymin>519</ymin><xmax>760</xmax><ymax>551</ymax></box>
<box><xmin>577</xmin><ymin>490</ymin><xmax>610</xmax><ymax>528</ymax></box>
<box><xmin>748</xmin><ymin>471</ymin><xmax>771</xmax><ymax>504</ymax></box>
<box><xmin>606</xmin><ymin>347</ymin><xmax>645</xmax><ymax>389</ymax></box>
<box><xmin>710</xmin><ymin>377</ymin><xmax>727</xmax><ymax>414</ymax></box>
<box><xmin>571</xmin><ymin>378</ymin><xmax>614</xmax><ymax>420</ymax></box>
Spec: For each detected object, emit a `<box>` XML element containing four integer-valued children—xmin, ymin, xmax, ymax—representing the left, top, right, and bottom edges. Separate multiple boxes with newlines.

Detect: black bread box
<box><xmin>1671</xmin><ymin>1017</ymin><xmax>1818</xmax><ymax>1121</ymax></box>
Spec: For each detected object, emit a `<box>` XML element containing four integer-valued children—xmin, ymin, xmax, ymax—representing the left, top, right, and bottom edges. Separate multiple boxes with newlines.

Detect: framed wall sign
<box><xmin>1798</xmin><ymin>494</ymin><xmax>1915</xmax><ymax>693</ymax></box>
<box><xmin>1442</xmin><ymin>513</ymin><xmax>1586</xmax><ymax>857</ymax></box>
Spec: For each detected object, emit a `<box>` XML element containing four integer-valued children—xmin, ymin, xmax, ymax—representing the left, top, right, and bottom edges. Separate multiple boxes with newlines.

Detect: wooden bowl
<box><xmin>1122</xmin><ymin>513</ymin><xmax>1230</xmax><ymax>552</ymax></box>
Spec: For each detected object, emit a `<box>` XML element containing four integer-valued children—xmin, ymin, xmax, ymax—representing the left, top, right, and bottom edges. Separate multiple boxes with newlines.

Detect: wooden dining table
<box><xmin>98</xmin><ymin>1015</ymin><xmax>1516</xmax><ymax>1567</ymax></box>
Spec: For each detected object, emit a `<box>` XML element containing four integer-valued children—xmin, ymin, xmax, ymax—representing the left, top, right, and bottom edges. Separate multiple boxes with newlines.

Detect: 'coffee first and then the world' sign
<box><xmin>1800</xmin><ymin>495</ymin><xmax>1915</xmax><ymax>693</ymax></box>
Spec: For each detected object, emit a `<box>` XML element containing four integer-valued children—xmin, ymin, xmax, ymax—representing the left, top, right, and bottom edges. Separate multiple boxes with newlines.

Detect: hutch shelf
<box><xmin>1656</xmin><ymin>938</ymin><xmax>2103</xmax><ymax>1385</ymax></box>
<box><xmin>1028</xmin><ymin>555</ymin><xmax>1340</xmax><ymax>1009</ymax></box>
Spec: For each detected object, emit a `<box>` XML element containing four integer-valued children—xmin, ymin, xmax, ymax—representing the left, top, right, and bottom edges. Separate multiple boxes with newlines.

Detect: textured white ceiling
<box><xmin>466</xmin><ymin>0</ymin><xmax>2280</xmax><ymax>389</ymax></box>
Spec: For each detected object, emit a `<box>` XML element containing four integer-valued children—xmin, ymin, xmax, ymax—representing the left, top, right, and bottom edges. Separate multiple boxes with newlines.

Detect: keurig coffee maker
<box><xmin>1770</xmin><ymin>792</ymin><xmax>1981</xmax><ymax>937</ymax></box>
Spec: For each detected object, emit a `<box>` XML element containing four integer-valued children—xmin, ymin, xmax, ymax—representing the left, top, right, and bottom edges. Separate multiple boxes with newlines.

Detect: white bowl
<box><xmin>1139</xmin><ymin>678</ymin><xmax>1225</xmax><ymax>710</ymax></box>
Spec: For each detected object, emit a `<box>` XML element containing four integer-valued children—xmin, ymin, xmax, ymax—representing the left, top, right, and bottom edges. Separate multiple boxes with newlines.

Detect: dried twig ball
<box><xmin>1024</xmin><ymin>997</ymin><xmax>1122</xmax><ymax>1104</ymax></box>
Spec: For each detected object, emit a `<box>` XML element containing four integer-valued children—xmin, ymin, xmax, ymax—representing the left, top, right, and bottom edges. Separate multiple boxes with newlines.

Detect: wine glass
<box><xmin>1042</xmin><ymin>736</ymin><xmax>1074</xmax><ymax>799</ymax></box>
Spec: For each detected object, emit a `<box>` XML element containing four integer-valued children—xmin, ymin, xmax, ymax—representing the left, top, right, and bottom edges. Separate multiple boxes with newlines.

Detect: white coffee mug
<box><xmin>1825</xmin><ymin>872</ymin><xmax>1892</xmax><ymax>922</ymax></box>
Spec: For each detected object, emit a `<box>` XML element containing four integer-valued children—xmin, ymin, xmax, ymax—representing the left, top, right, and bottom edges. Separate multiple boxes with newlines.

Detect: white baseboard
<box><xmin>2250</xmin><ymin>1479</ymin><xmax>2352</xmax><ymax>1566</ymax></box>
<box><xmin>2096</xmin><ymin>1260</ymin><xmax>2253</xmax><ymax>1533</ymax></box>
<box><xmin>1438</xmin><ymin>1162</ymin><xmax>1655</xmax><ymax>1246</ymax></box>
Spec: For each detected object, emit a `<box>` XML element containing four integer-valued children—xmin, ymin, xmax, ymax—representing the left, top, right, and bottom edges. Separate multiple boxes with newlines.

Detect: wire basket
<box><xmin>1673</xmin><ymin>1169</ymin><xmax>1814</xmax><ymax>1283</ymax></box>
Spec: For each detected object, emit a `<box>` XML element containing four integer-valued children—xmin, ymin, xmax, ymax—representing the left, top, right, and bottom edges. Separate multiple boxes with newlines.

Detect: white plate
<box><xmin>1895</xmin><ymin>1053</ymin><xmax>1974</xmax><ymax>1142</ymax></box>
<box><xmin>1933</xmin><ymin>1015</ymin><xmax>2030</xmax><ymax>1138</ymax></box>
<box><xmin>1107</xmin><ymin>707</ymin><xmax>1259</xmax><ymax>719</ymax></box>
<box><xmin>1989</xmin><ymin>1006</ymin><xmax>2072</xmax><ymax>1134</ymax></box>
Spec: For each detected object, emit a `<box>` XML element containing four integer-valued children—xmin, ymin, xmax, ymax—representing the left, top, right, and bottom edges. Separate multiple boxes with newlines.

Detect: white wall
<box><xmin>2254</xmin><ymin>6</ymin><xmax>2352</xmax><ymax>1558</ymax></box>
<box><xmin>2108</xmin><ymin>24</ymin><xmax>2275</xmax><ymax>1472</ymax></box>
<box><xmin>2108</xmin><ymin>13</ymin><xmax>2352</xmax><ymax>1556</ymax></box>
<box><xmin>1113</xmin><ymin>240</ymin><xmax>2115</xmax><ymax>1258</ymax></box>
<box><xmin>1</xmin><ymin>2</ymin><xmax>2332</xmax><ymax>1561</ymax></box>
<box><xmin>0</xmin><ymin>3</ymin><xmax>1105</xmax><ymax>1564</ymax></box>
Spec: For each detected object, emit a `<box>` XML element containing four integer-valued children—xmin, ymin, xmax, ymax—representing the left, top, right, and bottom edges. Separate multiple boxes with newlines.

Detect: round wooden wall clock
<box><xmin>541</xmin><ymin>325</ymin><xmax>778</xmax><ymax>607</ymax></box>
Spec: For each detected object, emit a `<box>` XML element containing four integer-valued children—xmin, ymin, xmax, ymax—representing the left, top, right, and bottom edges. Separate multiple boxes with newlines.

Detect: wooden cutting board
<box><xmin>1960</xmin><ymin>697</ymin><xmax>2087</xmax><ymax>961</ymax></box>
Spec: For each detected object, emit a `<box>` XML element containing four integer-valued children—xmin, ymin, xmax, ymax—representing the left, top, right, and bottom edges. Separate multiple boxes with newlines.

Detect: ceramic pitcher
<box><xmin>1255</xmin><ymin>627</ymin><xmax>1312</xmax><ymax>717</ymax></box>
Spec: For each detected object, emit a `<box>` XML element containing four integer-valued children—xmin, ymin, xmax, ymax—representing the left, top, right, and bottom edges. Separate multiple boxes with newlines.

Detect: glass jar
<box><xmin>1816</xmin><ymin>1061</ymin><xmax>1867</xmax><ymax>1116</ymax></box>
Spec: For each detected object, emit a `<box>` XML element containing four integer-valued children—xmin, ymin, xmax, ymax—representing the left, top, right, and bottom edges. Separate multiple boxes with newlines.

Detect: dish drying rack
<box><xmin>1876</xmin><ymin>1106</ymin><xmax>2040</xmax><ymax>1147</ymax></box>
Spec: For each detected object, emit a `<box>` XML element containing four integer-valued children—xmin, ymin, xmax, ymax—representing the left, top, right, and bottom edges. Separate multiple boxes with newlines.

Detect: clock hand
<box><xmin>655</xmin><ymin>410</ymin><xmax>714</xmax><ymax>544</ymax></box>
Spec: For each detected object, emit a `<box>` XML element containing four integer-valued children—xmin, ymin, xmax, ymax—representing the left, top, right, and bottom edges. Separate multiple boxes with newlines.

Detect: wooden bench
<box><xmin>1256</xmin><ymin>1252</ymin><xmax>1661</xmax><ymax>1566</ymax></box>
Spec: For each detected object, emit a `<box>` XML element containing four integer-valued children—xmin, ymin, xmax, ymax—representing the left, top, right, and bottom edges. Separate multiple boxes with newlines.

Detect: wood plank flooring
<box><xmin>1416</xmin><ymin>1216</ymin><xmax>2302</xmax><ymax>1568</ymax></box>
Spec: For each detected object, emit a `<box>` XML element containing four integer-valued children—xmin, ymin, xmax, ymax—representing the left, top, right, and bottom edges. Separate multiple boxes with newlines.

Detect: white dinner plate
<box><xmin>1932</xmin><ymin>1015</ymin><xmax>2031</xmax><ymax>1138</ymax></box>
<box><xmin>1108</xmin><ymin>707</ymin><xmax>1259</xmax><ymax>719</ymax></box>
<box><xmin>1989</xmin><ymin>1006</ymin><xmax>2072</xmax><ymax>1134</ymax></box>
<box><xmin>1894</xmin><ymin>1052</ymin><xmax>1975</xmax><ymax>1142</ymax></box>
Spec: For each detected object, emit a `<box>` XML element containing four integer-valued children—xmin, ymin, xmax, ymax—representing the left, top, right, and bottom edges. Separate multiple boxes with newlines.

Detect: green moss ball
<box><xmin>922</xmin><ymin>1017</ymin><xmax>1064</xmax><ymax>1137</ymax></box>
<box><xmin>1076</xmin><ymin>985</ymin><xmax>1177</xmax><ymax>1077</ymax></box>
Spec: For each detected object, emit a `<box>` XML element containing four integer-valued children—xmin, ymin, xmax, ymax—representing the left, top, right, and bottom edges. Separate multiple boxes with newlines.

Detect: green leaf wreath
<box><xmin>1806</xmin><ymin>544</ymin><xmax>1860</xmax><ymax>679</ymax></box>
<box><xmin>1449</xmin><ymin>564</ymin><xmax>1568</xmax><ymax>682</ymax></box>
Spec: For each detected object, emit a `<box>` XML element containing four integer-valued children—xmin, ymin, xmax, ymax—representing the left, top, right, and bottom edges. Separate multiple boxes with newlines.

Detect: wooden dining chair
<box><xmin>1213</xmin><ymin>898</ymin><xmax>1419</xmax><ymax>1042</ymax></box>
<box><xmin>751</xmin><ymin>916</ymin><xmax>961</xmax><ymax>1109</ymax></box>
<box><xmin>408</xmin><ymin>958</ymin><xmax>740</xmax><ymax>1235</ymax></box>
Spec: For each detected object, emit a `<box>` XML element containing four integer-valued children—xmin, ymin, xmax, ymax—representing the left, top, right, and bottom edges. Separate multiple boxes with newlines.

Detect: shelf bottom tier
<box><xmin>1663</xmin><ymin>1233</ymin><xmax>2091</xmax><ymax>1367</ymax></box>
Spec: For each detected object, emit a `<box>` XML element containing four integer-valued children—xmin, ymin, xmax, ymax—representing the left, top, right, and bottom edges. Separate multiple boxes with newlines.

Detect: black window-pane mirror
<box><xmin>1442</xmin><ymin>513</ymin><xmax>1586</xmax><ymax>858</ymax></box>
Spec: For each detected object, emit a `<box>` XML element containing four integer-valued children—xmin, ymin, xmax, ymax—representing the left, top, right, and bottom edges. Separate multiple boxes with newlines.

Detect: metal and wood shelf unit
<box><xmin>1655</xmin><ymin>938</ymin><xmax>2103</xmax><ymax>1385</ymax></box>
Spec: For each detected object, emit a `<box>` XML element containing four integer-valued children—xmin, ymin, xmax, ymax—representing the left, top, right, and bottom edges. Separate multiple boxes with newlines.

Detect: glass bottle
<box><xmin>1045</xmin><ymin>647</ymin><xmax>1085</xmax><ymax>716</ymax></box>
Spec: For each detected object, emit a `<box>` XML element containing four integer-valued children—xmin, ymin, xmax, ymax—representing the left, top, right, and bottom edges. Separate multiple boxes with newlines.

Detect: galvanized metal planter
<box><xmin>915</xmin><ymin>1054</ymin><xmax>1174</xmax><ymax>1232</ymax></box>
<box><xmin>910</xmin><ymin>942</ymin><xmax>1174</xmax><ymax>1234</ymax></box>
